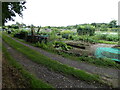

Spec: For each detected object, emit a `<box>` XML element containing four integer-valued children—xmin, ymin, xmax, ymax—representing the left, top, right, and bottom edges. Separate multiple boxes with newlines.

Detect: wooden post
<box><xmin>31</xmin><ymin>25</ymin><xmax>35</xmax><ymax>43</ymax></box>
<box><xmin>37</xmin><ymin>26</ymin><xmax>41</xmax><ymax>34</ymax></box>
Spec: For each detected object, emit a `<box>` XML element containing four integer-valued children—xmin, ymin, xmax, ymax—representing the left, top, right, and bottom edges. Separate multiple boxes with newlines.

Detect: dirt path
<box><xmin>6</xmin><ymin>35</ymin><xmax>120</xmax><ymax>87</ymax></box>
<box><xmin>3</xmin><ymin>42</ymin><xmax>107</xmax><ymax>88</ymax></box>
<box><xmin>2</xmin><ymin>56</ymin><xmax>29</xmax><ymax>88</ymax></box>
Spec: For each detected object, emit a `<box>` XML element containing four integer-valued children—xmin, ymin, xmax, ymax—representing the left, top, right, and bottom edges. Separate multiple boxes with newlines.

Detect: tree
<box><xmin>77</xmin><ymin>25</ymin><xmax>85</xmax><ymax>35</ymax></box>
<box><xmin>2</xmin><ymin>1</ymin><xmax>26</xmax><ymax>26</ymax></box>
<box><xmin>109</xmin><ymin>20</ymin><xmax>117</xmax><ymax>28</ymax></box>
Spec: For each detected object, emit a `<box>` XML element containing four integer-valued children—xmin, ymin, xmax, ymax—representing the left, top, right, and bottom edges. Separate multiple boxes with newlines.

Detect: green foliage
<box><xmin>13</xmin><ymin>30</ymin><xmax>28</xmax><ymax>39</ymax></box>
<box><xmin>51</xmin><ymin>46</ymin><xmax>120</xmax><ymax>69</ymax></box>
<box><xmin>70</xmin><ymin>35</ymin><xmax>79</xmax><ymax>40</ymax></box>
<box><xmin>49</xmin><ymin>29</ymin><xmax>57</xmax><ymax>40</ymax></box>
<box><xmin>2</xmin><ymin>2</ymin><xmax>26</xmax><ymax>25</ymax></box>
<box><xmin>11</xmin><ymin>29</ymin><xmax>20</xmax><ymax>34</ymax></box>
<box><xmin>106</xmin><ymin>34</ymin><xmax>118</xmax><ymax>42</ymax></box>
<box><xmin>61</xmin><ymin>30</ymin><xmax>74</xmax><ymax>39</ymax></box>
<box><xmin>39</xmin><ymin>31</ymin><xmax>50</xmax><ymax>35</ymax></box>
<box><xmin>95</xmin><ymin>34</ymin><xmax>119</xmax><ymax>42</ymax></box>
<box><xmin>97</xmin><ymin>40</ymin><xmax>118</xmax><ymax>44</ymax></box>
<box><xmin>77</xmin><ymin>25</ymin><xmax>95</xmax><ymax>36</ymax></box>
<box><xmin>9</xmin><ymin>24</ymin><xmax>19</xmax><ymax>29</ymax></box>
<box><xmin>100</xmin><ymin>24</ymin><xmax>109</xmax><ymax>31</ymax></box>
<box><xmin>53</xmin><ymin>41</ymin><xmax>72</xmax><ymax>51</ymax></box>
<box><xmin>85</xmin><ymin>38</ymin><xmax>97</xmax><ymax>43</ymax></box>
<box><xmin>77</xmin><ymin>25</ymin><xmax>85</xmax><ymax>35</ymax></box>
<box><xmin>79</xmin><ymin>56</ymin><xmax>119</xmax><ymax>68</ymax></box>
<box><xmin>110</xmin><ymin>28</ymin><xmax>119</xmax><ymax>32</ymax></box>
<box><xmin>20</xmin><ymin>30</ymin><xmax>28</xmax><ymax>34</ymax></box>
<box><xmin>62</xmin><ymin>34</ymin><xmax>69</xmax><ymax>39</ymax></box>
<box><xmin>52</xmin><ymin>28</ymin><xmax>60</xmax><ymax>33</ymax></box>
<box><xmin>109</xmin><ymin>20</ymin><xmax>117</xmax><ymax>28</ymax></box>
<box><xmin>34</xmin><ymin>42</ymin><xmax>48</xmax><ymax>50</ymax></box>
<box><xmin>76</xmin><ymin>35</ymin><xmax>97</xmax><ymax>43</ymax></box>
<box><xmin>96</xmin><ymin>34</ymin><xmax>107</xmax><ymax>40</ymax></box>
<box><xmin>3</xmin><ymin>34</ymin><xmax>104</xmax><ymax>84</ymax></box>
<box><xmin>57</xmin><ymin>50</ymin><xmax>119</xmax><ymax>69</ymax></box>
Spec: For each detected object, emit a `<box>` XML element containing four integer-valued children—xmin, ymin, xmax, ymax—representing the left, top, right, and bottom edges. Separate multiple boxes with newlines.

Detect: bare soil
<box><xmin>2</xmin><ymin>56</ymin><xmax>29</xmax><ymax>88</ymax></box>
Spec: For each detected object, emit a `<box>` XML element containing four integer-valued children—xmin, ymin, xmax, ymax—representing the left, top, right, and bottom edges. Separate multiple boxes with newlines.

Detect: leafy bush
<box><xmin>95</xmin><ymin>34</ymin><xmax>107</xmax><ymax>40</ymax></box>
<box><xmin>61</xmin><ymin>30</ymin><xmax>74</xmax><ymax>39</ymax></box>
<box><xmin>86</xmin><ymin>38</ymin><xmax>97</xmax><ymax>43</ymax></box>
<box><xmin>106</xmin><ymin>34</ymin><xmax>118</xmax><ymax>42</ymax></box>
<box><xmin>77</xmin><ymin>25</ymin><xmax>95</xmax><ymax>36</ymax></box>
<box><xmin>76</xmin><ymin>35</ymin><xmax>97</xmax><ymax>43</ymax></box>
<box><xmin>34</xmin><ymin>42</ymin><xmax>48</xmax><ymax>49</ymax></box>
<box><xmin>14</xmin><ymin>30</ymin><xmax>28</xmax><ymax>39</ymax></box>
<box><xmin>53</xmin><ymin>41</ymin><xmax>72</xmax><ymax>51</ymax></box>
<box><xmin>72</xmin><ymin>35</ymin><xmax>80</xmax><ymax>41</ymax></box>
<box><xmin>69</xmin><ymin>35</ymin><xmax>79</xmax><ymax>40</ymax></box>
<box><xmin>20</xmin><ymin>30</ymin><xmax>28</xmax><ymax>34</ymax></box>
<box><xmin>10</xmin><ymin>29</ymin><xmax>20</xmax><ymax>35</ymax></box>
<box><xmin>95</xmin><ymin>34</ymin><xmax>119</xmax><ymax>42</ymax></box>
<box><xmin>49</xmin><ymin>31</ymin><xmax>57</xmax><ymax>40</ymax></box>
<box><xmin>62</xmin><ymin>34</ymin><xmax>69</xmax><ymax>39</ymax></box>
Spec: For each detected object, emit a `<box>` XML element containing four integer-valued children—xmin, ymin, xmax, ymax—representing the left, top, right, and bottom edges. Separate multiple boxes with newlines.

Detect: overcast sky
<box><xmin>5</xmin><ymin>0</ymin><xmax>120</xmax><ymax>26</ymax></box>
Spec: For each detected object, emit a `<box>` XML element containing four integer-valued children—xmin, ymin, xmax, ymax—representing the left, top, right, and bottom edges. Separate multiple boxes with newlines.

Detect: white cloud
<box><xmin>5</xmin><ymin>0</ymin><xmax>119</xmax><ymax>26</ymax></box>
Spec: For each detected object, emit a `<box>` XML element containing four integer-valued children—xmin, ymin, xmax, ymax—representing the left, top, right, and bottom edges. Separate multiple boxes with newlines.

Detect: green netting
<box><xmin>95</xmin><ymin>47</ymin><xmax>120</xmax><ymax>62</ymax></box>
<box><xmin>40</xmin><ymin>35</ymin><xmax>49</xmax><ymax>37</ymax></box>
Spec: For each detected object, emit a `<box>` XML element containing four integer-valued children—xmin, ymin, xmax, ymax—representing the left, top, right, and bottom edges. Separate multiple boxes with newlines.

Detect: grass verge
<box><xmin>57</xmin><ymin>51</ymin><xmax>120</xmax><ymax>69</ymax></box>
<box><xmin>2</xmin><ymin>45</ymin><xmax>54</xmax><ymax>88</ymax></box>
<box><xmin>2</xmin><ymin>33</ymin><xmax>107</xmax><ymax>86</ymax></box>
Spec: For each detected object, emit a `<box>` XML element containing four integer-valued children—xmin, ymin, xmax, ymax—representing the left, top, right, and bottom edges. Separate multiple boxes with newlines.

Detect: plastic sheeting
<box><xmin>95</xmin><ymin>47</ymin><xmax>120</xmax><ymax>62</ymax></box>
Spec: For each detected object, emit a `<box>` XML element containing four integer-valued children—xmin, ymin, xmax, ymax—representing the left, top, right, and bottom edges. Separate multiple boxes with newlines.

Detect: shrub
<box><xmin>34</xmin><ymin>42</ymin><xmax>48</xmax><ymax>49</ymax></box>
<box><xmin>77</xmin><ymin>25</ymin><xmax>95</xmax><ymax>36</ymax></box>
<box><xmin>14</xmin><ymin>30</ymin><xmax>28</xmax><ymax>39</ymax></box>
<box><xmin>106</xmin><ymin>34</ymin><xmax>118</xmax><ymax>42</ymax></box>
<box><xmin>62</xmin><ymin>34</ymin><xmax>69</xmax><ymax>39</ymax></box>
<box><xmin>77</xmin><ymin>35</ymin><xmax>97</xmax><ymax>43</ymax></box>
<box><xmin>53</xmin><ymin>41</ymin><xmax>72</xmax><ymax>51</ymax></box>
<box><xmin>61</xmin><ymin>30</ymin><xmax>74</xmax><ymax>39</ymax></box>
<box><xmin>72</xmin><ymin>35</ymin><xmax>80</xmax><ymax>41</ymax></box>
<box><xmin>96</xmin><ymin>34</ymin><xmax>107</xmax><ymax>40</ymax></box>
<box><xmin>95</xmin><ymin>34</ymin><xmax>119</xmax><ymax>42</ymax></box>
